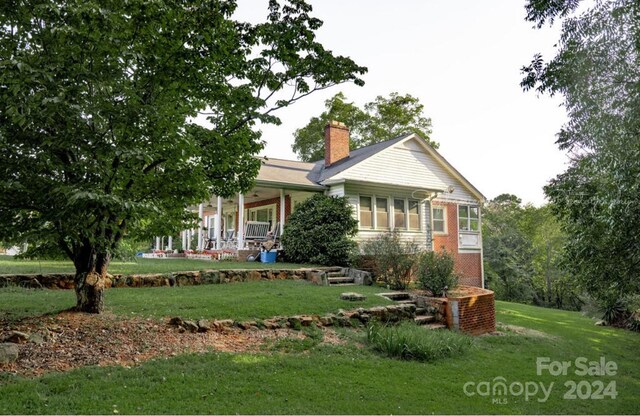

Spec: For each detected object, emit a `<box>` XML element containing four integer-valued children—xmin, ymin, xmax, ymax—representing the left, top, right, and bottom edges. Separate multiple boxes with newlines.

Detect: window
<box><xmin>394</xmin><ymin>199</ymin><xmax>406</xmax><ymax>229</ymax></box>
<box><xmin>376</xmin><ymin>197</ymin><xmax>389</xmax><ymax>229</ymax></box>
<box><xmin>247</xmin><ymin>204</ymin><xmax>275</xmax><ymax>226</ymax></box>
<box><xmin>433</xmin><ymin>206</ymin><xmax>446</xmax><ymax>234</ymax></box>
<box><xmin>458</xmin><ymin>205</ymin><xmax>479</xmax><ymax>232</ymax></box>
<box><xmin>408</xmin><ymin>200</ymin><xmax>420</xmax><ymax>230</ymax></box>
<box><xmin>359</xmin><ymin>196</ymin><xmax>372</xmax><ymax>229</ymax></box>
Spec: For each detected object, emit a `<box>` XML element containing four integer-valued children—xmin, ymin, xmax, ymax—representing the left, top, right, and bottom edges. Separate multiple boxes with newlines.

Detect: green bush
<box><xmin>360</xmin><ymin>231</ymin><xmax>418</xmax><ymax>290</ymax></box>
<box><xmin>365</xmin><ymin>322</ymin><xmax>472</xmax><ymax>362</ymax></box>
<box><xmin>281</xmin><ymin>194</ymin><xmax>358</xmax><ymax>266</ymax></box>
<box><xmin>416</xmin><ymin>249</ymin><xmax>458</xmax><ymax>296</ymax></box>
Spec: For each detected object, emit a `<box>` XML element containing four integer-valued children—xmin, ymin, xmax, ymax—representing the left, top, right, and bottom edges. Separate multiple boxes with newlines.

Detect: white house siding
<box><xmin>325</xmin><ymin>183</ymin><xmax>345</xmax><ymax>198</ymax></box>
<box><xmin>343</xmin><ymin>182</ymin><xmax>432</xmax><ymax>250</ymax></box>
<box><xmin>331</xmin><ymin>138</ymin><xmax>477</xmax><ymax>203</ymax></box>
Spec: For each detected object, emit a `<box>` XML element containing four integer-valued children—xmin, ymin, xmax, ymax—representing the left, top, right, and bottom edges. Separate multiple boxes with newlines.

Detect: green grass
<box><xmin>0</xmin><ymin>280</ymin><xmax>393</xmax><ymax>322</ymax></box>
<box><xmin>365</xmin><ymin>321</ymin><xmax>473</xmax><ymax>361</ymax></box>
<box><xmin>0</xmin><ymin>255</ymin><xmax>316</xmax><ymax>275</ymax></box>
<box><xmin>0</xmin><ymin>299</ymin><xmax>638</xmax><ymax>413</ymax></box>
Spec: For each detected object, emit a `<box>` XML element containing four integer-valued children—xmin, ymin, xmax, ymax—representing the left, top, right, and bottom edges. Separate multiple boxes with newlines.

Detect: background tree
<box><xmin>482</xmin><ymin>194</ymin><xmax>536</xmax><ymax>303</ymax></box>
<box><xmin>521</xmin><ymin>0</ymin><xmax>640</xmax><ymax>320</ymax></box>
<box><xmin>0</xmin><ymin>0</ymin><xmax>365</xmax><ymax>313</ymax></box>
<box><xmin>292</xmin><ymin>92</ymin><xmax>436</xmax><ymax>162</ymax></box>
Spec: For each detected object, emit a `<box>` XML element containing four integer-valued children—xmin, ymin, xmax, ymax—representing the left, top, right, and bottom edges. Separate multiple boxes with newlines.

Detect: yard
<box><xmin>0</xmin><ymin>255</ymin><xmax>316</xmax><ymax>275</ymax></box>
<box><xmin>0</xmin><ymin>278</ymin><xmax>638</xmax><ymax>414</ymax></box>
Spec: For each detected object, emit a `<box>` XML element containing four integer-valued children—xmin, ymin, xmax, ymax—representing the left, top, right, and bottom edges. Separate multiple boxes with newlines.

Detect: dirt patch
<box><xmin>0</xmin><ymin>311</ymin><xmax>344</xmax><ymax>377</ymax></box>
<box><xmin>489</xmin><ymin>322</ymin><xmax>556</xmax><ymax>339</ymax></box>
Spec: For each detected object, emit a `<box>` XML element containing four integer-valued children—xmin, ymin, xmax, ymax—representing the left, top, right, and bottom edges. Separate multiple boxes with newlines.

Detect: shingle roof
<box><xmin>256</xmin><ymin>157</ymin><xmax>324</xmax><ymax>189</ymax></box>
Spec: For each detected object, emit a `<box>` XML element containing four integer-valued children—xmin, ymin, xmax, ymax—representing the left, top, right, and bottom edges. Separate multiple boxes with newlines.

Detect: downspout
<box><xmin>479</xmin><ymin>203</ymin><xmax>485</xmax><ymax>289</ymax></box>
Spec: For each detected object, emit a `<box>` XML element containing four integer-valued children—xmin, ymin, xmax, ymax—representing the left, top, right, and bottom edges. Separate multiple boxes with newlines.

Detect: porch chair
<box><xmin>243</xmin><ymin>221</ymin><xmax>271</xmax><ymax>248</ymax></box>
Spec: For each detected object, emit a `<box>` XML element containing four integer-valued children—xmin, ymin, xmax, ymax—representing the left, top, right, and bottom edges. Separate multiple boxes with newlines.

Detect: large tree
<box><xmin>0</xmin><ymin>0</ymin><xmax>365</xmax><ymax>312</ymax></box>
<box><xmin>292</xmin><ymin>92</ymin><xmax>435</xmax><ymax>162</ymax></box>
<box><xmin>521</xmin><ymin>0</ymin><xmax>640</xmax><ymax>307</ymax></box>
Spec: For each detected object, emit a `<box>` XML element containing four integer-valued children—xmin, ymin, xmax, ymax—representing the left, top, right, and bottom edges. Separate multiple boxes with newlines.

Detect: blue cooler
<box><xmin>260</xmin><ymin>250</ymin><xmax>277</xmax><ymax>263</ymax></box>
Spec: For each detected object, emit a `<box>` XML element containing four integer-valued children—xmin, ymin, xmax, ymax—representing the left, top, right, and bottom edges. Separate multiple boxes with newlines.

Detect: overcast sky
<box><xmin>233</xmin><ymin>0</ymin><xmax>569</xmax><ymax>206</ymax></box>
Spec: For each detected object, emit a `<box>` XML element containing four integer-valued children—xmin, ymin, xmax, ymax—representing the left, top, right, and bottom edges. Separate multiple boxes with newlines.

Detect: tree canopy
<box><xmin>291</xmin><ymin>92</ymin><xmax>436</xmax><ymax>162</ymax></box>
<box><xmin>521</xmin><ymin>0</ymin><xmax>640</xmax><ymax>312</ymax></box>
<box><xmin>0</xmin><ymin>0</ymin><xmax>365</xmax><ymax>312</ymax></box>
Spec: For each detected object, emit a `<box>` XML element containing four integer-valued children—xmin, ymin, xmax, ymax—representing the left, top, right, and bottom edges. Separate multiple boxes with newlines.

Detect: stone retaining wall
<box><xmin>0</xmin><ymin>267</ymin><xmax>369</xmax><ymax>290</ymax></box>
<box><xmin>169</xmin><ymin>303</ymin><xmax>417</xmax><ymax>333</ymax></box>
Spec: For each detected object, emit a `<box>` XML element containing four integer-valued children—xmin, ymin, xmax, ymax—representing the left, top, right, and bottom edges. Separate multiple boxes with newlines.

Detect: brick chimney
<box><xmin>324</xmin><ymin>120</ymin><xmax>350</xmax><ymax>166</ymax></box>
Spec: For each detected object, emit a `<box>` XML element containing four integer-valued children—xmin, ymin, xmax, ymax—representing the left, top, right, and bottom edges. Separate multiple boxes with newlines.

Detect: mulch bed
<box><xmin>0</xmin><ymin>311</ymin><xmax>342</xmax><ymax>377</ymax></box>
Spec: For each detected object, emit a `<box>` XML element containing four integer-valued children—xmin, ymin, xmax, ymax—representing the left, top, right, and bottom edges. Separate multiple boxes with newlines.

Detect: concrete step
<box><xmin>397</xmin><ymin>300</ymin><xmax>417</xmax><ymax>305</ymax></box>
<box><xmin>414</xmin><ymin>315</ymin><xmax>436</xmax><ymax>325</ymax></box>
<box><xmin>332</xmin><ymin>283</ymin><xmax>356</xmax><ymax>286</ymax></box>
<box><xmin>327</xmin><ymin>271</ymin><xmax>345</xmax><ymax>277</ymax></box>
<box><xmin>328</xmin><ymin>276</ymin><xmax>355</xmax><ymax>284</ymax></box>
<box><xmin>424</xmin><ymin>323</ymin><xmax>447</xmax><ymax>330</ymax></box>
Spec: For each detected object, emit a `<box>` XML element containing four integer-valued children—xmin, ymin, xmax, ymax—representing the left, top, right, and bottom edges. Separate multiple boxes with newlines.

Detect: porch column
<box><xmin>215</xmin><ymin>195</ymin><xmax>223</xmax><ymax>249</ymax></box>
<box><xmin>237</xmin><ymin>193</ymin><xmax>245</xmax><ymax>249</ymax></box>
<box><xmin>181</xmin><ymin>231</ymin><xmax>187</xmax><ymax>251</ymax></box>
<box><xmin>197</xmin><ymin>203</ymin><xmax>204</xmax><ymax>250</ymax></box>
<box><xmin>155</xmin><ymin>236</ymin><xmax>161</xmax><ymax>251</ymax></box>
<box><xmin>167</xmin><ymin>236</ymin><xmax>173</xmax><ymax>251</ymax></box>
<box><xmin>279</xmin><ymin>188</ymin><xmax>285</xmax><ymax>237</ymax></box>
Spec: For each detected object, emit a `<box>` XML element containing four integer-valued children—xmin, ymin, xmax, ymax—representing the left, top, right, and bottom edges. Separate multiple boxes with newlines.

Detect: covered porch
<box><xmin>149</xmin><ymin>185</ymin><xmax>322</xmax><ymax>259</ymax></box>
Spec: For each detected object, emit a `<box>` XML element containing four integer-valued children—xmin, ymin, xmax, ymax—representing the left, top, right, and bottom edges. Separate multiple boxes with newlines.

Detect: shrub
<box><xmin>416</xmin><ymin>249</ymin><xmax>458</xmax><ymax>296</ymax></box>
<box><xmin>281</xmin><ymin>194</ymin><xmax>358</xmax><ymax>266</ymax></box>
<box><xmin>360</xmin><ymin>231</ymin><xmax>419</xmax><ymax>290</ymax></box>
<box><xmin>365</xmin><ymin>322</ymin><xmax>472</xmax><ymax>362</ymax></box>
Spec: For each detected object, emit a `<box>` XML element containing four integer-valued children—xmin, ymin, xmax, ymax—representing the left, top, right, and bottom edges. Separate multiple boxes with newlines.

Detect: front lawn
<box><xmin>0</xmin><ymin>255</ymin><xmax>316</xmax><ymax>275</ymax></box>
<box><xmin>0</xmin><ymin>280</ymin><xmax>393</xmax><ymax>322</ymax></box>
<box><xmin>0</xmin><ymin>301</ymin><xmax>638</xmax><ymax>414</ymax></box>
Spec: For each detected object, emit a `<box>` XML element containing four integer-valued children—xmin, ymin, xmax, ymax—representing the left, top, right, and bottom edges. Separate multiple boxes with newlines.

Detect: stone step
<box><xmin>416</xmin><ymin>307</ymin><xmax>429</xmax><ymax>315</ymax></box>
<box><xmin>328</xmin><ymin>276</ymin><xmax>355</xmax><ymax>284</ymax></box>
<box><xmin>397</xmin><ymin>299</ymin><xmax>417</xmax><ymax>305</ymax></box>
<box><xmin>378</xmin><ymin>292</ymin><xmax>412</xmax><ymax>301</ymax></box>
<box><xmin>327</xmin><ymin>271</ymin><xmax>345</xmax><ymax>277</ymax></box>
<box><xmin>414</xmin><ymin>315</ymin><xmax>436</xmax><ymax>325</ymax></box>
<box><xmin>424</xmin><ymin>323</ymin><xmax>447</xmax><ymax>330</ymax></box>
<box><xmin>331</xmin><ymin>283</ymin><xmax>356</xmax><ymax>286</ymax></box>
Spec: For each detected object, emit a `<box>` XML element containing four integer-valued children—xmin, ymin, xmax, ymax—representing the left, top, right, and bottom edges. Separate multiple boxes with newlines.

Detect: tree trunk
<box><xmin>74</xmin><ymin>249</ymin><xmax>111</xmax><ymax>314</ymax></box>
<box><xmin>74</xmin><ymin>270</ymin><xmax>107</xmax><ymax>313</ymax></box>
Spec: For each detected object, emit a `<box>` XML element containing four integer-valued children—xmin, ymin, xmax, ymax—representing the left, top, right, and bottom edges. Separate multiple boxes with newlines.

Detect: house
<box><xmin>167</xmin><ymin>121</ymin><xmax>486</xmax><ymax>288</ymax></box>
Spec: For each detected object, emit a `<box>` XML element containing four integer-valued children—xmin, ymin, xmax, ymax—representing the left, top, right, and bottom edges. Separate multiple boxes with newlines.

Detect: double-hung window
<box><xmin>359</xmin><ymin>196</ymin><xmax>373</xmax><ymax>229</ymax></box>
<box><xmin>376</xmin><ymin>198</ymin><xmax>389</xmax><ymax>229</ymax></box>
<box><xmin>359</xmin><ymin>196</ymin><xmax>420</xmax><ymax>231</ymax></box>
<box><xmin>458</xmin><ymin>205</ymin><xmax>479</xmax><ymax>232</ymax></box>
<box><xmin>394</xmin><ymin>199</ymin><xmax>406</xmax><ymax>229</ymax></box>
<box><xmin>432</xmin><ymin>206</ymin><xmax>446</xmax><ymax>234</ymax></box>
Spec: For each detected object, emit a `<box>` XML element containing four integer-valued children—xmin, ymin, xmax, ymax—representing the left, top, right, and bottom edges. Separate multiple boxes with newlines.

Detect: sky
<box><xmin>232</xmin><ymin>0</ymin><xmax>569</xmax><ymax>206</ymax></box>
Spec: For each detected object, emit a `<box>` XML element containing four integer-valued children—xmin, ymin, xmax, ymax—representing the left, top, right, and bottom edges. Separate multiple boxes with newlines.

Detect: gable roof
<box><xmin>315</xmin><ymin>133</ymin><xmax>413</xmax><ymax>183</ymax></box>
<box><xmin>256</xmin><ymin>133</ymin><xmax>485</xmax><ymax>202</ymax></box>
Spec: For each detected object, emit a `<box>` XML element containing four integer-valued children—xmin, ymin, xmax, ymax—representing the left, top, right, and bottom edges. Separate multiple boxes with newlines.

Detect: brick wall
<box><xmin>446</xmin><ymin>286</ymin><xmax>495</xmax><ymax>335</ymax></box>
<box><xmin>236</xmin><ymin>196</ymin><xmax>292</xmax><ymax>229</ymax></box>
<box><xmin>432</xmin><ymin>202</ymin><xmax>482</xmax><ymax>288</ymax></box>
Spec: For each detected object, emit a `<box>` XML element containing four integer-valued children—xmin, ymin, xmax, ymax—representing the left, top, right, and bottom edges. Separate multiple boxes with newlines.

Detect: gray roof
<box><xmin>316</xmin><ymin>133</ymin><xmax>413</xmax><ymax>182</ymax></box>
<box><xmin>256</xmin><ymin>158</ymin><xmax>324</xmax><ymax>189</ymax></box>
